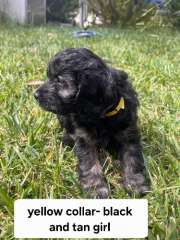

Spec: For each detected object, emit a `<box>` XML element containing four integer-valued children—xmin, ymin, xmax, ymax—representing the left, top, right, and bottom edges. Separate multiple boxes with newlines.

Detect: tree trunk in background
<box><xmin>79</xmin><ymin>0</ymin><xmax>88</xmax><ymax>28</ymax></box>
<box><xmin>87</xmin><ymin>0</ymin><xmax>119</xmax><ymax>25</ymax></box>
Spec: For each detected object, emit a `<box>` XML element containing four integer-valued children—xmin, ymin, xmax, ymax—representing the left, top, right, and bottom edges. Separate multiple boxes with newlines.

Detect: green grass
<box><xmin>0</xmin><ymin>23</ymin><xmax>179</xmax><ymax>239</ymax></box>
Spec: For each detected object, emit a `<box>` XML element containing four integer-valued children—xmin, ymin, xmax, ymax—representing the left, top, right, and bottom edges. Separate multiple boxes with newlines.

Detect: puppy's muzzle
<box><xmin>34</xmin><ymin>90</ymin><xmax>40</xmax><ymax>101</ymax></box>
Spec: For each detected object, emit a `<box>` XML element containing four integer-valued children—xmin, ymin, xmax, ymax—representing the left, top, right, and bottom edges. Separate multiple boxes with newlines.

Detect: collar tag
<box><xmin>105</xmin><ymin>97</ymin><xmax>125</xmax><ymax>117</ymax></box>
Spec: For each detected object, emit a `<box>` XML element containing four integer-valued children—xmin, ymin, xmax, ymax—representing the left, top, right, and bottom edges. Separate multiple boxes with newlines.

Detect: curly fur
<box><xmin>34</xmin><ymin>48</ymin><xmax>150</xmax><ymax>198</ymax></box>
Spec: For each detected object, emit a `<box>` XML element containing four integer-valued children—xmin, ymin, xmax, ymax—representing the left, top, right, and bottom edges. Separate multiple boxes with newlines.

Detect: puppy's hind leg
<box><xmin>117</xmin><ymin>127</ymin><xmax>150</xmax><ymax>196</ymax></box>
<box><xmin>120</xmin><ymin>142</ymin><xmax>150</xmax><ymax>196</ymax></box>
<box><xmin>74</xmin><ymin>131</ymin><xmax>109</xmax><ymax>199</ymax></box>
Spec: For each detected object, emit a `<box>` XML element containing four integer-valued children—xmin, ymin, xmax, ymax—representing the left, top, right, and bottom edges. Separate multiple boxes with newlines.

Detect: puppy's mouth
<box><xmin>40</xmin><ymin>102</ymin><xmax>58</xmax><ymax>114</ymax></box>
<box><xmin>34</xmin><ymin>90</ymin><xmax>58</xmax><ymax>114</ymax></box>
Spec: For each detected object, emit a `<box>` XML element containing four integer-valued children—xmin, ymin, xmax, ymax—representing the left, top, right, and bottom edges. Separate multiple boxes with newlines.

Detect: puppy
<box><xmin>34</xmin><ymin>48</ymin><xmax>150</xmax><ymax>198</ymax></box>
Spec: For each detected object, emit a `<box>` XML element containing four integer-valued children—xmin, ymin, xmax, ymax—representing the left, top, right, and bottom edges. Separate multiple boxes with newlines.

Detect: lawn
<box><xmin>0</xmin><ymin>23</ymin><xmax>179</xmax><ymax>239</ymax></box>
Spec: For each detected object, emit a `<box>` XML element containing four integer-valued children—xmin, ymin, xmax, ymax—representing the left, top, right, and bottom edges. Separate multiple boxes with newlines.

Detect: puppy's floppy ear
<box><xmin>74</xmin><ymin>70</ymin><xmax>116</xmax><ymax>117</ymax></box>
<box><xmin>74</xmin><ymin>72</ymin><xmax>99</xmax><ymax>100</ymax></box>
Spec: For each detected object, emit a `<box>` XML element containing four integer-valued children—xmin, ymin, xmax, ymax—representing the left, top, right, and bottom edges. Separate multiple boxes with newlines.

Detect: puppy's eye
<box><xmin>56</xmin><ymin>75</ymin><xmax>68</xmax><ymax>88</ymax></box>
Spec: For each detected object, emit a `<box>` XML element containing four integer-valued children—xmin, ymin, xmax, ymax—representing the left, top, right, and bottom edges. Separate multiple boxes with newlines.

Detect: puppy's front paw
<box><xmin>123</xmin><ymin>173</ymin><xmax>150</xmax><ymax>196</ymax></box>
<box><xmin>94</xmin><ymin>184</ymin><xmax>109</xmax><ymax>199</ymax></box>
<box><xmin>81</xmin><ymin>178</ymin><xmax>109</xmax><ymax>199</ymax></box>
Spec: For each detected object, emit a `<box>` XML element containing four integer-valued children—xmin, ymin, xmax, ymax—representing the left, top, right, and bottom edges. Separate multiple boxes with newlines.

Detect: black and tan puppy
<box><xmin>34</xmin><ymin>48</ymin><xmax>150</xmax><ymax>198</ymax></box>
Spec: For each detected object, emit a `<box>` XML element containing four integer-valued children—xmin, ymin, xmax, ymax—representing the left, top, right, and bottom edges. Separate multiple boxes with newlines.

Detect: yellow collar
<box><xmin>105</xmin><ymin>97</ymin><xmax>125</xmax><ymax>117</ymax></box>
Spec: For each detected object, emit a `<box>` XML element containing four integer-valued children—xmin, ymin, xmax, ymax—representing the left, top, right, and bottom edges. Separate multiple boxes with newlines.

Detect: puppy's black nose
<box><xmin>34</xmin><ymin>91</ymin><xmax>40</xmax><ymax>100</ymax></box>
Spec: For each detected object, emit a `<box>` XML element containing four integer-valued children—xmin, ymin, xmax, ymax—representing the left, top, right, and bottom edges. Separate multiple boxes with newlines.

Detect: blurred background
<box><xmin>0</xmin><ymin>0</ymin><xmax>179</xmax><ymax>28</ymax></box>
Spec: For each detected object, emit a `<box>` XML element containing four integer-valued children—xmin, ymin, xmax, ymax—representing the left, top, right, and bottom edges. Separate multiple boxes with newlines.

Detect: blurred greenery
<box><xmin>82</xmin><ymin>0</ymin><xmax>180</xmax><ymax>28</ymax></box>
<box><xmin>167</xmin><ymin>0</ymin><xmax>180</xmax><ymax>27</ymax></box>
<box><xmin>87</xmin><ymin>0</ymin><xmax>156</xmax><ymax>26</ymax></box>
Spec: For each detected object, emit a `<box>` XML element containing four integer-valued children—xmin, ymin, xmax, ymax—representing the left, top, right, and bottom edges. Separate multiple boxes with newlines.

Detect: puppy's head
<box><xmin>34</xmin><ymin>48</ymin><xmax>126</xmax><ymax>118</ymax></box>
